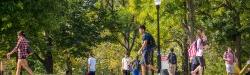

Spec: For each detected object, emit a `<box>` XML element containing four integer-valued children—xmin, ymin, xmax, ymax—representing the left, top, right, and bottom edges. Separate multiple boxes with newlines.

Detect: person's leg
<box><xmin>191</xmin><ymin>66</ymin><xmax>200</xmax><ymax>75</ymax></box>
<box><xmin>127</xmin><ymin>70</ymin><xmax>130</xmax><ymax>75</ymax></box>
<box><xmin>146</xmin><ymin>51</ymin><xmax>158</xmax><ymax>72</ymax></box>
<box><xmin>123</xmin><ymin>70</ymin><xmax>126</xmax><ymax>75</ymax></box>
<box><xmin>16</xmin><ymin>60</ymin><xmax>21</xmax><ymax>75</ymax></box>
<box><xmin>173</xmin><ymin>64</ymin><xmax>177</xmax><ymax>75</ymax></box>
<box><xmin>21</xmin><ymin>60</ymin><xmax>33</xmax><ymax>75</ymax></box>
<box><xmin>198</xmin><ymin>66</ymin><xmax>203</xmax><ymax>75</ymax></box>
<box><xmin>168</xmin><ymin>64</ymin><xmax>173</xmax><ymax>75</ymax></box>
<box><xmin>141</xmin><ymin>65</ymin><xmax>146</xmax><ymax>75</ymax></box>
<box><xmin>147</xmin><ymin>65</ymin><xmax>158</xmax><ymax>72</ymax></box>
<box><xmin>90</xmin><ymin>71</ymin><xmax>95</xmax><ymax>75</ymax></box>
<box><xmin>192</xmin><ymin>57</ymin><xmax>203</xmax><ymax>75</ymax></box>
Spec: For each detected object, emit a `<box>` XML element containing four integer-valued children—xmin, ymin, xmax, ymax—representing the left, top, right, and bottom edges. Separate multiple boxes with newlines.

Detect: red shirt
<box><xmin>12</xmin><ymin>36</ymin><xmax>30</xmax><ymax>59</ymax></box>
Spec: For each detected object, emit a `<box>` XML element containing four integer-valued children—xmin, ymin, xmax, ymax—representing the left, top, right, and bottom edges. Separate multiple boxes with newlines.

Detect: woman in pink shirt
<box><xmin>191</xmin><ymin>29</ymin><xmax>207</xmax><ymax>75</ymax></box>
<box><xmin>223</xmin><ymin>47</ymin><xmax>235</xmax><ymax>75</ymax></box>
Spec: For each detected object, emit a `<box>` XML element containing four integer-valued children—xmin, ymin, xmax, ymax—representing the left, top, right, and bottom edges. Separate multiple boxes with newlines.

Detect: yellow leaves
<box><xmin>213</xmin><ymin>7</ymin><xmax>225</xmax><ymax>16</ymax></box>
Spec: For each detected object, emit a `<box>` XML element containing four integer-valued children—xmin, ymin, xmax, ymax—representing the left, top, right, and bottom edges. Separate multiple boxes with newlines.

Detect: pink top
<box><xmin>224</xmin><ymin>51</ymin><xmax>234</xmax><ymax>65</ymax></box>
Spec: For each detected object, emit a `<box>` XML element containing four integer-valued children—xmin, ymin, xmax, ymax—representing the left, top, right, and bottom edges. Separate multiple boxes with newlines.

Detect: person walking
<box><xmin>191</xmin><ymin>29</ymin><xmax>207</xmax><ymax>75</ymax></box>
<box><xmin>6</xmin><ymin>31</ymin><xmax>33</xmax><ymax>75</ymax></box>
<box><xmin>167</xmin><ymin>48</ymin><xmax>177</xmax><ymax>75</ymax></box>
<box><xmin>223</xmin><ymin>47</ymin><xmax>235</xmax><ymax>75</ymax></box>
<box><xmin>122</xmin><ymin>54</ymin><xmax>131</xmax><ymax>75</ymax></box>
<box><xmin>137</xmin><ymin>25</ymin><xmax>158</xmax><ymax>75</ymax></box>
<box><xmin>88</xmin><ymin>53</ymin><xmax>96</xmax><ymax>75</ymax></box>
<box><xmin>161</xmin><ymin>52</ymin><xmax>169</xmax><ymax>75</ymax></box>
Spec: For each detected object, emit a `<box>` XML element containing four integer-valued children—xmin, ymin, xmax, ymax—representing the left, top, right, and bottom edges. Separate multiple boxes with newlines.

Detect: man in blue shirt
<box><xmin>138</xmin><ymin>25</ymin><xmax>158</xmax><ymax>75</ymax></box>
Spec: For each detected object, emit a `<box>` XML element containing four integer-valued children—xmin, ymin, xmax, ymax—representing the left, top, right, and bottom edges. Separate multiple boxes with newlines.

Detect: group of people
<box><xmin>4</xmin><ymin>26</ymin><xmax>250</xmax><ymax>75</ymax></box>
<box><xmin>121</xmin><ymin>25</ymin><xmax>179</xmax><ymax>75</ymax></box>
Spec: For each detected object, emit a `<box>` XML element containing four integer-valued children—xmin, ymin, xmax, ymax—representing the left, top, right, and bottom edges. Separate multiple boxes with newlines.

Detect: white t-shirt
<box><xmin>122</xmin><ymin>57</ymin><xmax>131</xmax><ymax>70</ymax></box>
<box><xmin>196</xmin><ymin>38</ymin><xmax>204</xmax><ymax>56</ymax></box>
<box><xmin>161</xmin><ymin>55</ymin><xmax>169</xmax><ymax>69</ymax></box>
<box><xmin>247</xmin><ymin>60</ymin><xmax>250</xmax><ymax>64</ymax></box>
<box><xmin>88</xmin><ymin>57</ymin><xmax>96</xmax><ymax>71</ymax></box>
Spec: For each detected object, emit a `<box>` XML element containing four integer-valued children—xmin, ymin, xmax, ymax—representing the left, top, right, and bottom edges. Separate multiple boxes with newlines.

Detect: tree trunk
<box><xmin>66</xmin><ymin>57</ymin><xmax>72</xmax><ymax>75</ymax></box>
<box><xmin>233</xmin><ymin>12</ymin><xmax>242</xmax><ymax>69</ymax></box>
<box><xmin>182</xmin><ymin>37</ymin><xmax>189</xmax><ymax>75</ymax></box>
<box><xmin>184</xmin><ymin>0</ymin><xmax>196</xmax><ymax>74</ymax></box>
<box><xmin>44</xmin><ymin>32</ymin><xmax>53</xmax><ymax>74</ymax></box>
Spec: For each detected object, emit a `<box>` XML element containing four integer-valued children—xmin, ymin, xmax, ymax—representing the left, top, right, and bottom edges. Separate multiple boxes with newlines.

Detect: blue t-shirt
<box><xmin>142</xmin><ymin>33</ymin><xmax>153</xmax><ymax>51</ymax></box>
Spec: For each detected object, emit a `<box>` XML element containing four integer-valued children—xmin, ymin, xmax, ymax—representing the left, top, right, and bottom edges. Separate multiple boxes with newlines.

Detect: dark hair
<box><xmin>89</xmin><ymin>53</ymin><xmax>94</xmax><ymax>57</ymax></box>
<box><xmin>18</xmin><ymin>31</ymin><xmax>25</xmax><ymax>37</ymax></box>
<box><xmin>170</xmin><ymin>48</ymin><xmax>174</xmax><ymax>52</ymax></box>
<box><xmin>139</xmin><ymin>25</ymin><xmax>146</xmax><ymax>30</ymax></box>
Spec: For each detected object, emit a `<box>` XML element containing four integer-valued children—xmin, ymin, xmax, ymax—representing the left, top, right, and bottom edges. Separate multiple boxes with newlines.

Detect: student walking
<box><xmin>223</xmin><ymin>47</ymin><xmax>235</xmax><ymax>75</ymax></box>
<box><xmin>167</xmin><ymin>48</ymin><xmax>177</xmax><ymax>75</ymax></box>
<box><xmin>137</xmin><ymin>25</ymin><xmax>158</xmax><ymax>75</ymax></box>
<box><xmin>6</xmin><ymin>31</ymin><xmax>33</xmax><ymax>75</ymax></box>
<box><xmin>191</xmin><ymin>29</ymin><xmax>207</xmax><ymax>75</ymax></box>
<box><xmin>88</xmin><ymin>53</ymin><xmax>96</xmax><ymax>75</ymax></box>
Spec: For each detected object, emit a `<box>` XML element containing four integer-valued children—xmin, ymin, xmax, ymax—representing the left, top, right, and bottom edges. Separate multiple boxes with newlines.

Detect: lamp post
<box><xmin>154</xmin><ymin>0</ymin><xmax>161</xmax><ymax>73</ymax></box>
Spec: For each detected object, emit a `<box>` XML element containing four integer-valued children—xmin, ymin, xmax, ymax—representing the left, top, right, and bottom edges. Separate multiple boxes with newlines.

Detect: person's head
<box><xmin>170</xmin><ymin>48</ymin><xmax>174</xmax><ymax>52</ymax></box>
<box><xmin>227</xmin><ymin>47</ymin><xmax>232</xmax><ymax>52</ymax></box>
<box><xmin>197</xmin><ymin>29</ymin><xmax>204</xmax><ymax>38</ymax></box>
<box><xmin>139</xmin><ymin>25</ymin><xmax>146</xmax><ymax>34</ymax></box>
<box><xmin>17</xmin><ymin>31</ymin><xmax>25</xmax><ymax>38</ymax></box>
<box><xmin>89</xmin><ymin>53</ymin><xmax>94</xmax><ymax>57</ymax></box>
<box><xmin>125</xmin><ymin>52</ymin><xmax>130</xmax><ymax>58</ymax></box>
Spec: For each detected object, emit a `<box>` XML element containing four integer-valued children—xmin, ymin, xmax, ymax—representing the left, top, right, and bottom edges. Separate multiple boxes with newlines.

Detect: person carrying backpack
<box><xmin>167</xmin><ymin>48</ymin><xmax>177</xmax><ymax>75</ymax></box>
<box><xmin>191</xmin><ymin>29</ymin><xmax>207</xmax><ymax>75</ymax></box>
<box><xmin>137</xmin><ymin>25</ymin><xmax>158</xmax><ymax>75</ymax></box>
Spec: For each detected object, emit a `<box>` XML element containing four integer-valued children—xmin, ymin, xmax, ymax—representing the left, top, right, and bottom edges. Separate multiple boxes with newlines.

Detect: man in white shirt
<box><xmin>122</xmin><ymin>54</ymin><xmax>131</xmax><ymax>75</ymax></box>
<box><xmin>88</xmin><ymin>54</ymin><xmax>96</xmax><ymax>75</ymax></box>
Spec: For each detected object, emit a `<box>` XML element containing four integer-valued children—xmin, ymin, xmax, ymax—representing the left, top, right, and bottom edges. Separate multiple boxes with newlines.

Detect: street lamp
<box><xmin>154</xmin><ymin>0</ymin><xmax>161</xmax><ymax>73</ymax></box>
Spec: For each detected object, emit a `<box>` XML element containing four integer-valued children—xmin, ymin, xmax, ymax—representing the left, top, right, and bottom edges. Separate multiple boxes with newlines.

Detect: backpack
<box><xmin>168</xmin><ymin>52</ymin><xmax>177</xmax><ymax>64</ymax></box>
<box><xmin>146</xmin><ymin>33</ymin><xmax>156</xmax><ymax>48</ymax></box>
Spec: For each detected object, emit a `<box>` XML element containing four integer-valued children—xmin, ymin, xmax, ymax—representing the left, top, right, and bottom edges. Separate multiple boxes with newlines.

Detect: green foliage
<box><xmin>0</xmin><ymin>0</ymin><xmax>250</xmax><ymax>74</ymax></box>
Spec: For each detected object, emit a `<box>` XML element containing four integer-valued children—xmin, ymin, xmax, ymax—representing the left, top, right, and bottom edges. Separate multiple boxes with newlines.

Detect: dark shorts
<box><xmin>197</xmin><ymin>56</ymin><xmax>205</xmax><ymax>67</ymax></box>
<box><xmin>123</xmin><ymin>70</ymin><xmax>130</xmax><ymax>75</ymax></box>
<box><xmin>161</xmin><ymin>69</ymin><xmax>168</xmax><ymax>75</ymax></box>
<box><xmin>89</xmin><ymin>71</ymin><xmax>95</xmax><ymax>75</ymax></box>
<box><xmin>140</xmin><ymin>50</ymin><xmax>153</xmax><ymax>65</ymax></box>
<box><xmin>191</xmin><ymin>63</ymin><xmax>198</xmax><ymax>71</ymax></box>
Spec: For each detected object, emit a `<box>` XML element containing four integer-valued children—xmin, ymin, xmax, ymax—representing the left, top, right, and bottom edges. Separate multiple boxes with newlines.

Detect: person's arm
<box><xmin>87</xmin><ymin>58</ymin><xmax>90</xmax><ymax>72</ymax></box>
<box><xmin>121</xmin><ymin>58</ymin><xmax>124</xmax><ymax>72</ymax></box>
<box><xmin>166</xmin><ymin>54</ymin><xmax>169</xmax><ymax>60</ymax></box>
<box><xmin>138</xmin><ymin>40</ymin><xmax>148</xmax><ymax>55</ymax></box>
<box><xmin>7</xmin><ymin>38</ymin><xmax>21</xmax><ymax>59</ymax></box>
